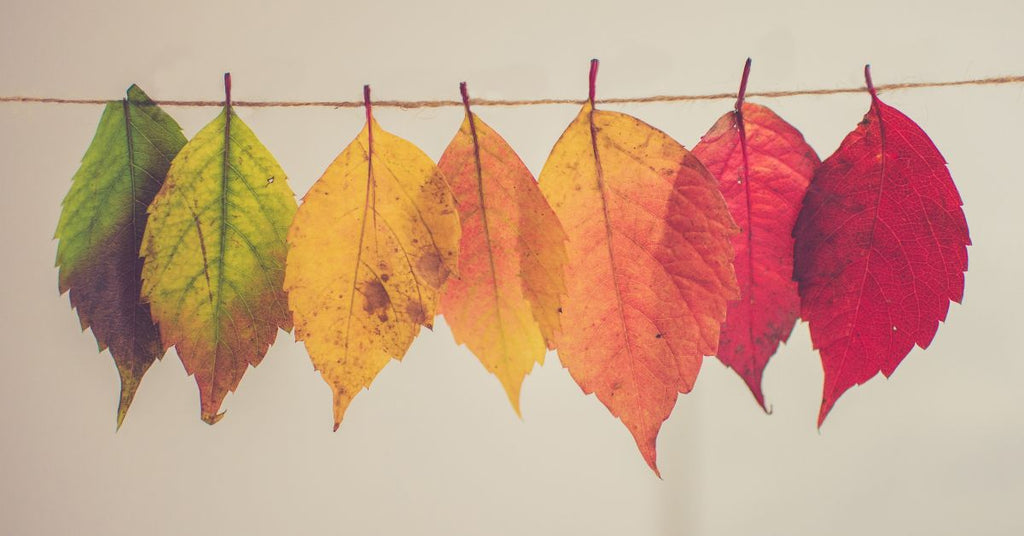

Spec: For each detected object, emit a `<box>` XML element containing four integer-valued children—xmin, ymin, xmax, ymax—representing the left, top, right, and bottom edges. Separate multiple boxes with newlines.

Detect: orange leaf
<box><xmin>437</xmin><ymin>83</ymin><xmax>567</xmax><ymax>415</ymax></box>
<box><xmin>284</xmin><ymin>87</ymin><xmax>461</xmax><ymax>428</ymax></box>
<box><xmin>538</xmin><ymin>61</ymin><xmax>739</xmax><ymax>474</ymax></box>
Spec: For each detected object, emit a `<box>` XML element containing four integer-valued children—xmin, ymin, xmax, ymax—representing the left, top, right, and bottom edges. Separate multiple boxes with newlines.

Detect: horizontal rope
<box><xmin>2</xmin><ymin>74</ymin><xmax>1022</xmax><ymax>109</ymax></box>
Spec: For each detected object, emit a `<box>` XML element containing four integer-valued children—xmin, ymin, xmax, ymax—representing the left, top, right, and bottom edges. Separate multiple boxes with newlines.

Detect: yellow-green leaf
<box><xmin>140</xmin><ymin>75</ymin><xmax>297</xmax><ymax>424</ymax></box>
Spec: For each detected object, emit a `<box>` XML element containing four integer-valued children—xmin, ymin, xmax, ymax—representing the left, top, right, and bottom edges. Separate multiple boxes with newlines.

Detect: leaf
<box><xmin>792</xmin><ymin>66</ymin><xmax>970</xmax><ymax>426</ymax></box>
<box><xmin>538</xmin><ymin>61</ymin><xmax>739</xmax><ymax>474</ymax></box>
<box><xmin>437</xmin><ymin>83</ymin><xmax>567</xmax><ymax>415</ymax></box>
<box><xmin>55</xmin><ymin>85</ymin><xmax>186</xmax><ymax>428</ymax></box>
<box><xmin>692</xmin><ymin>60</ymin><xmax>819</xmax><ymax>410</ymax></box>
<box><xmin>284</xmin><ymin>86</ymin><xmax>461</xmax><ymax>429</ymax></box>
<box><xmin>140</xmin><ymin>74</ymin><xmax>297</xmax><ymax>424</ymax></box>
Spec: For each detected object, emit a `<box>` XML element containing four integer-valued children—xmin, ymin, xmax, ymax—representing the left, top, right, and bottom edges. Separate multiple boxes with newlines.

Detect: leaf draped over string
<box><xmin>55</xmin><ymin>85</ymin><xmax>186</xmax><ymax>428</ymax></box>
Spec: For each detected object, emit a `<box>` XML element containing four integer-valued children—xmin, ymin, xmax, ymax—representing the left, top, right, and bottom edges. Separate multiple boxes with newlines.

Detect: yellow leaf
<box><xmin>285</xmin><ymin>88</ymin><xmax>461</xmax><ymax>428</ymax></box>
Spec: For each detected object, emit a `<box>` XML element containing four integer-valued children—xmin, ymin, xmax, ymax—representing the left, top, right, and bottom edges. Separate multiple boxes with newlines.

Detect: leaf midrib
<box><xmin>122</xmin><ymin>98</ymin><xmax>141</xmax><ymax>373</ymax></box>
<box><xmin>829</xmin><ymin>99</ymin><xmax>896</xmax><ymax>410</ymax></box>
<box><xmin>735</xmin><ymin>106</ymin><xmax>758</xmax><ymax>375</ymax></box>
<box><xmin>466</xmin><ymin>114</ymin><xmax>514</xmax><ymax>373</ymax></box>
<box><xmin>587</xmin><ymin>107</ymin><xmax>648</xmax><ymax>447</ymax></box>
<box><xmin>208</xmin><ymin>106</ymin><xmax>232</xmax><ymax>406</ymax></box>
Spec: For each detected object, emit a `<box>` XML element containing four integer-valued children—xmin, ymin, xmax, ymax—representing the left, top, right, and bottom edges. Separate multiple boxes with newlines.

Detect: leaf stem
<box><xmin>363</xmin><ymin>84</ymin><xmax>372</xmax><ymax>124</ymax></box>
<box><xmin>589</xmin><ymin>59</ymin><xmax>599</xmax><ymax>105</ymax></box>
<box><xmin>460</xmin><ymin>81</ymin><xmax>472</xmax><ymax>116</ymax></box>
<box><xmin>864</xmin><ymin>64</ymin><xmax>879</xmax><ymax>100</ymax></box>
<box><xmin>224</xmin><ymin>73</ymin><xmax>232</xmax><ymax>110</ymax></box>
<box><xmin>736</xmin><ymin>58</ymin><xmax>752</xmax><ymax>110</ymax></box>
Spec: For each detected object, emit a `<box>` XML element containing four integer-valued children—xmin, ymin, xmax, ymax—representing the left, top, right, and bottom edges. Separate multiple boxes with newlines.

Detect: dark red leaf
<box><xmin>793</xmin><ymin>66</ymin><xmax>970</xmax><ymax>426</ymax></box>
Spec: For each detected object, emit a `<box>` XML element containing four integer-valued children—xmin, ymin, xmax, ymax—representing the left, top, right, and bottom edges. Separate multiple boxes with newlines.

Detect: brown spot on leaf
<box><xmin>406</xmin><ymin>301</ymin><xmax>427</xmax><ymax>325</ymax></box>
<box><xmin>416</xmin><ymin>251</ymin><xmax>450</xmax><ymax>288</ymax></box>
<box><xmin>362</xmin><ymin>279</ymin><xmax>390</xmax><ymax>314</ymax></box>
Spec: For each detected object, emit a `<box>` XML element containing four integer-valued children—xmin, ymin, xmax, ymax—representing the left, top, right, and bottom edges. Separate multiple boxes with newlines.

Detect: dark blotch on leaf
<box><xmin>406</xmin><ymin>301</ymin><xmax>427</xmax><ymax>325</ymax></box>
<box><xmin>416</xmin><ymin>251</ymin><xmax>449</xmax><ymax>288</ymax></box>
<box><xmin>362</xmin><ymin>279</ymin><xmax>390</xmax><ymax>314</ymax></box>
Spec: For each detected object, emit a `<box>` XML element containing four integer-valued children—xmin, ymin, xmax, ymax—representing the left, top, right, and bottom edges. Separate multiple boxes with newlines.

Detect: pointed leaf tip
<box><xmin>203</xmin><ymin>411</ymin><xmax>226</xmax><ymax>425</ymax></box>
<box><xmin>115</xmin><ymin>366</ymin><xmax>143</xmax><ymax>430</ymax></box>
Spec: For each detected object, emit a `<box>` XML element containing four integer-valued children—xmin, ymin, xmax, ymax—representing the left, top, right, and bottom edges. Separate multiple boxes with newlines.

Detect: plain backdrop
<box><xmin>1</xmin><ymin>0</ymin><xmax>1021</xmax><ymax>534</ymax></box>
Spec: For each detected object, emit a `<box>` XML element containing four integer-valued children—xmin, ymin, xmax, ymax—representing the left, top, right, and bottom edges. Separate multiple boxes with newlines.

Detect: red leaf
<box><xmin>793</xmin><ymin>66</ymin><xmax>970</xmax><ymax>426</ymax></box>
<box><xmin>692</xmin><ymin>60</ymin><xmax>819</xmax><ymax>410</ymax></box>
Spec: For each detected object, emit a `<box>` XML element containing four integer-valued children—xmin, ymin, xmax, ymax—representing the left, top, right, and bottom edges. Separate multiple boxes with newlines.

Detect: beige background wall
<box><xmin>1</xmin><ymin>0</ymin><xmax>1021</xmax><ymax>534</ymax></box>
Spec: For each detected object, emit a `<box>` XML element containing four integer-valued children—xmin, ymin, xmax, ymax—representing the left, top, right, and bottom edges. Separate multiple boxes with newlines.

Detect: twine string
<box><xmin>1</xmin><ymin>74</ymin><xmax>1021</xmax><ymax>109</ymax></box>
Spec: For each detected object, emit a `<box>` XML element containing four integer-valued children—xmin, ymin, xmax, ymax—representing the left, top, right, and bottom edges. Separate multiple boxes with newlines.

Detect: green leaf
<box><xmin>55</xmin><ymin>84</ymin><xmax>187</xmax><ymax>428</ymax></box>
<box><xmin>140</xmin><ymin>76</ymin><xmax>297</xmax><ymax>424</ymax></box>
